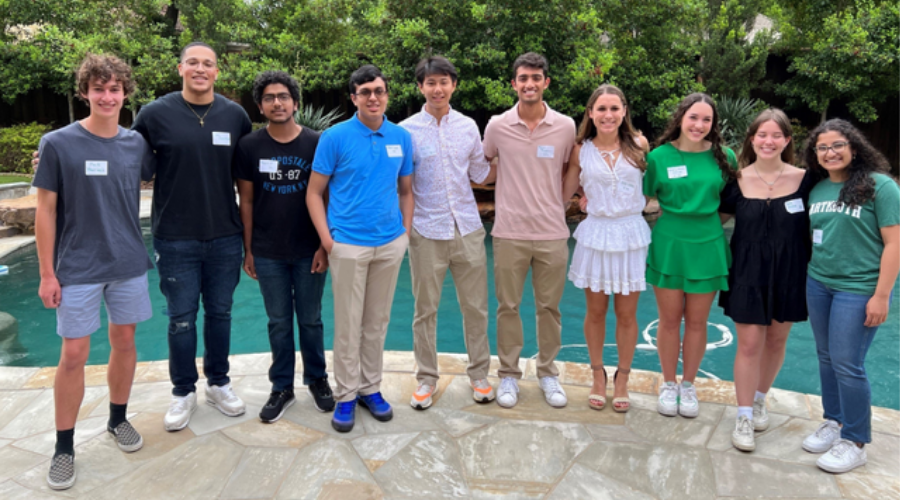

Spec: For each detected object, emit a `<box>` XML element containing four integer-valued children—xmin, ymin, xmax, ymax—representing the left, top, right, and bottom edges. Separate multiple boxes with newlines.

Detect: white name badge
<box><xmin>386</xmin><ymin>145</ymin><xmax>403</xmax><ymax>158</ymax></box>
<box><xmin>419</xmin><ymin>144</ymin><xmax>437</xmax><ymax>158</ymax></box>
<box><xmin>785</xmin><ymin>198</ymin><xmax>805</xmax><ymax>214</ymax></box>
<box><xmin>667</xmin><ymin>165</ymin><xmax>688</xmax><ymax>179</ymax></box>
<box><xmin>537</xmin><ymin>145</ymin><xmax>555</xmax><ymax>158</ymax></box>
<box><xmin>85</xmin><ymin>161</ymin><xmax>108</xmax><ymax>176</ymax></box>
<box><xmin>813</xmin><ymin>229</ymin><xmax>823</xmax><ymax>244</ymax></box>
<box><xmin>259</xmin><ymin>159</ymin><xmax>278</xmax><ymax>173</ymax></box>
<box><xmin>212</xmin><ymin>131</ymin><xmax>231</xmax><ymax>146</ymax></box>
<box><xmin>618</xmin><ymin>181</ymin><xmax>636</xmax><ymax>196</ymax></box>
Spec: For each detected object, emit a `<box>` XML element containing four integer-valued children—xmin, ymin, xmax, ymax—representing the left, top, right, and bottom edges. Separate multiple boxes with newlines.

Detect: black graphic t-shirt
<box><xmin>234</xmin><ymin>127</ymin><xmax>322</xmax><ymax>260</ymax></box>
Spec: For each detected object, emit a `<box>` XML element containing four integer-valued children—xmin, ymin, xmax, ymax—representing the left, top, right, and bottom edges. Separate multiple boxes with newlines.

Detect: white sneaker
<box><xmin>752</xmin><ymin>398</ymin><xmax>769</xmax><ymax>431</ymax></box>
<box><xmin>816</xmin><ymin>439</ymin><xmax>867</xmax><ymax>473</ymax></box>
<box><xmin>410</xmin><ymin>383</ymin><xmax>435</xmax><ymax>410</ymax></box>
<box><xmin>658</xmin><ymin>382</ymin><xmax>679</xmax><ymax>417</ymax></box>
<box><xmin>205</xmin><ymin>383</ymin><xmax>246</xmax><ymax>417</ymax></box>
<box><xmin>497</xmin><ymin>377</ymin><xmax>519</xmax><ymax>408</ymax></box>
<box><xmin>803</xmin><ymin>419</ymin><xmax>841</xmax><ymax>453</ymax></box>
<box><xmin>732</xmin><ymin>416</ymin><xmax>756</xmax><ymax>451</ymax></box>
<box><xmin>539</xmin><ymin>376</ymin><xmax>568</xmax><ymax>408</ymax></box>
<box><xmin>678</xmin><ymin>382</ymin><xmax>699</xmax><ymax>418</ymax></box>
<box><xmin>164</xmin><ymin>392</ymin><xmax>197</xmax><ymax>431</ymax></box>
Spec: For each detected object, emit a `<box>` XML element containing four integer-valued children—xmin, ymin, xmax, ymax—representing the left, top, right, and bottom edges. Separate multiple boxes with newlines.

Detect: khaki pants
<box><xmin>330</xmin><ymin>233</ymin><xmax>409</xmax><ymax>402</ymax></box>
<box><xmin>409</xmin><ymin>226</ymin><xmax>491</xmax><ymax>386</ymax></box>
<box><xmin>493</xmin><ymin>237</ymin><xmax>568</xmax><ymax>379</ymax></box>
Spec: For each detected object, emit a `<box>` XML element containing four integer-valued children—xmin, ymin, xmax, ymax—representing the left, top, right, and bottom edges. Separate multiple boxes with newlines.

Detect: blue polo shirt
<box><xmin>312</xmin><ymin>114</ymin><xmax>414</xmax><ymax>246</ymax></box>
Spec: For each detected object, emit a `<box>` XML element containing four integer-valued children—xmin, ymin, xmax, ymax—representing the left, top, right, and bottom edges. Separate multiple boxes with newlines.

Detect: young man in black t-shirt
<box><xmin>132</xmin><ymin>42</ymin><xmax>252</xmax><ymax>431</ymax></box>
<box><xmin>234</xmin><ymin>71</ymin><xmax>334</xmax><ymax>421</ymax></box>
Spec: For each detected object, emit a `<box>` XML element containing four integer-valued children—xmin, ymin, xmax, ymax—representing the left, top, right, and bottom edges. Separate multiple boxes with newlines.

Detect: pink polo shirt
<box><xmin>483</xmin><ymin>102</ymin><xmax>576</xmax><ymax>240</ymax></box>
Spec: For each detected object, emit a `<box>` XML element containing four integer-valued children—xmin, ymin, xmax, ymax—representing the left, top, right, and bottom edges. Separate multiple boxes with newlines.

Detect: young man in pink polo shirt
<box><xmin>483</xmin><ymin>52</ymin><xmax>576</xmax><ymax>409</ymax></box>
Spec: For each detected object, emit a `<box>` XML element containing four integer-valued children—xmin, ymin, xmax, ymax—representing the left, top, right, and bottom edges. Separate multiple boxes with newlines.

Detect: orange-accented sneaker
<box><xmin>410</xmin><ymin>383</ymin><xmax>435</xmax><ymax>410</ymax></box>
<box><xmin>471</xmin><ymin>379</ymin><xmax>495</xmax><ymax>403</ymax></box>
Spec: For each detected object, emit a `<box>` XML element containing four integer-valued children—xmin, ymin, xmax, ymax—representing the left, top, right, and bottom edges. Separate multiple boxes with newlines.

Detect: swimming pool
<box><xmin>1</xmin><ymin>221</ymin><xmax>897</xmax><ymax>409</ymax></box>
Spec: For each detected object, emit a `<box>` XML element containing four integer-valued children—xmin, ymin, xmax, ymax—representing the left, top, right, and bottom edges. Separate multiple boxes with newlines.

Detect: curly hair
<box><xmin>575</xmin><ymin>84</ymin><xmax>646</xmax><ymax>171</ymax></box>
<box><xmin>804</xmin><ymin>119</ymin><xmax>890</xmax><ymax>207</ymax></box>
<box><xmin>654</xmin><ymin>93</ymin><xmax>734</xmax><ymax>181</ymax></box>
<box><xmin>76</xmin><ymin>54</ymin><xmax>135</xmax><ymax>100</ymax></box>
<box><xmin>251</xmin><ymin>70</ymin><xmax>300</xmax><ymax>106</ymax></box>
<box><xmin>737</xmin><ymin>108</ymin><xmax>794</xmax><ymax>169</ymax></box>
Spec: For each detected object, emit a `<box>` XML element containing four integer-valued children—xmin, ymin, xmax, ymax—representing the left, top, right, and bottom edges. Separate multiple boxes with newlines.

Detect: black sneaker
<box><xmin>308</xmin><ymin>378</ymin><xmax>335</xmax><ymax>412</ymax></box>
<box><xmin>47</xmin><ymin>453</ymin><xmax>76</xmax><ymax>490</ymax></box>
<box><xmin>108</xmin><ymin>420</ymin><xmax>144</xmax><ymax>452</ymax></box>
<box><xmin>259</xmin><ymin>390</ymin><xmax>295</xmax><ymax>423</ymax></box>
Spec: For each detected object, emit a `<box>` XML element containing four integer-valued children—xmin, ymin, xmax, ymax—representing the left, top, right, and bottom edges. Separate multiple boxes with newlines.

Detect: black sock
<box><xmin>55</xmin><ymin>429</ymin><xmax>75</xmax><ymax>457</ymax></box>
<box><xmin>108</xmin><ymin>402</ymin><xmax>127</xmax><ymax>429</ymax></box>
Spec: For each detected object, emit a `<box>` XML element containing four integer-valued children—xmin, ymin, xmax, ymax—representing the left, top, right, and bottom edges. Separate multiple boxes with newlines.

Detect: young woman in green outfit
<box><xmin>642</xmin><ymin>93</ymin><xmax>737</xmax><ymax>418</ymax></box>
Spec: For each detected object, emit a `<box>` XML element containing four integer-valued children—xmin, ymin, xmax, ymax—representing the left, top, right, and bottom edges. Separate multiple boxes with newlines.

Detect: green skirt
<box><xmin>646</xmin><ymin>212</ymin><xmax>730</xmax><ymax>294</ymax></box>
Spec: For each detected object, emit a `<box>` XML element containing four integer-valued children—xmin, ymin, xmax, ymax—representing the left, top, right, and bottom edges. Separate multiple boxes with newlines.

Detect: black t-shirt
<box><xmin>233</xmin><ymin>127</ymin><xmax>322</xmax><ymax>260</ymax></box>
<box><xmin>133</xmin><ymin>91</ymin><xmax>252</xmax><ymax>240</ymax></box>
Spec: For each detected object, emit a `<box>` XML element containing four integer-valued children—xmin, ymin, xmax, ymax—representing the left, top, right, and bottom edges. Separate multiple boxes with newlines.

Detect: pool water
<box><xmin>1</xmin><ymin>221</ymin><xmax>898</xmax><ymax>409</ymax></box>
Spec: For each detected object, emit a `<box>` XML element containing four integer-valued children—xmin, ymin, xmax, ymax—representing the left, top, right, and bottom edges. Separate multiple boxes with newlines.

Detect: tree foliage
<box><xmin>1</xmin><ymin>0</ymin><xmax>897</xmax><ymax>131</ymax></box>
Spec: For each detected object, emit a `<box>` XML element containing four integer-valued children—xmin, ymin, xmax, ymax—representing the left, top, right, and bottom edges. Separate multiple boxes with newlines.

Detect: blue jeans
<box><xmin>806</xmin><ymin>276</ymin><xmax>891</xmax><ymax>444</ymax></box>
<box><xmin>154</xmin><ymin>234</ymin><xmax>242</xmax><ymax>396</ymax></box>
<box><xmin>254</xmin><ymin>255</ymin><xmax>328</xmax><ymax>391</ymax></box>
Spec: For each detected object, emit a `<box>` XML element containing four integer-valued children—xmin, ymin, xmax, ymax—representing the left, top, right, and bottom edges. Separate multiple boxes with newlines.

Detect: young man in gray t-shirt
<box><xmin>33</xmin><ymin>54</ymin><xmax>155</xmax><ymax>491</ymax></box>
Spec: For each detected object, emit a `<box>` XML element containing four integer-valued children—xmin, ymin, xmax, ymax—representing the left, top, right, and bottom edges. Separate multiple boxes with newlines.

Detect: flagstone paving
<box><xmin>0</xmin><ymin>351</ymin><xmax>897</xmax><ymax>499</ymax></box>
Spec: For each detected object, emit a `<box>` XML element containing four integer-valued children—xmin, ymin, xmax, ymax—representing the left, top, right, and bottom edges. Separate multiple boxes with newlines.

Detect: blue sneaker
<box><xmin>331</xmin><ymin>400</ymin><xmax>357</xmax><ymax>433</ymax></box>
<box><xmin>357</xmin><ymin>392</ymin><xmax>393</xmax><ymax>422</ymax></box>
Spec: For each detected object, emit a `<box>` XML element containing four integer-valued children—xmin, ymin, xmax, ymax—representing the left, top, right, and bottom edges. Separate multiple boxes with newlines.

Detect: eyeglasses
<box><xmin>354</xmin><ymin>88</ymin><xmax>387</xmax><ymax>99</ymax></box>
<box><xmin>261</xmin><ymin>93</ymin><xmax>293</xmax><ymax>104</ymax></box>
<box><xmin>815</xmin><ymin>141</ymin><xmax>849</xmax><ymax>155</ymax></box>
<box><xmin>182</xmin><ymin>59</ymin><xmax>217</xmax><ymax>70</ymax></box>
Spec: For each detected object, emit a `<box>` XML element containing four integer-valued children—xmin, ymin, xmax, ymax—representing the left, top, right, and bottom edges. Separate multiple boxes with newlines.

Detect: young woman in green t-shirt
<box><xmin>642</xmin><ymin>93</ymin><xmax>737</xmax><ymax>419</ymax></box>
<box><xmin>801</xmin><ymin>119</ymin><xmax>899</xmax><ymax>474</ymax></box>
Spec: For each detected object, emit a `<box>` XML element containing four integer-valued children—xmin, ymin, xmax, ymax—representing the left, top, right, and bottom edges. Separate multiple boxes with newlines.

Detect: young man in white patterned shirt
<box><xmin>400</xmin><ymin>56</ymin><xmax>497</xmax><ymax>409</ymax></box>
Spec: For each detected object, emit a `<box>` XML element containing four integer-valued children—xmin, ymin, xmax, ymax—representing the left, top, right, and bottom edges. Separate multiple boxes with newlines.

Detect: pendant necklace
<box><xmin>753</xmin><ymin>162</ymin><xmax>785</xmax><ymax>193</ymax></box>
<box><xmin>183</xmin><ymin>95</ymin><xmax>213</xmax><ymax>127</ymax></box>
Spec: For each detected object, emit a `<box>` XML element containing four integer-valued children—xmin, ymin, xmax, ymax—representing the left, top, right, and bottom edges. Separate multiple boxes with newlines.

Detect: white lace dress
<box><xmin>567</xmin><ymin>140</ymin><xmax>651</xmax><ymax>295</ymax></box>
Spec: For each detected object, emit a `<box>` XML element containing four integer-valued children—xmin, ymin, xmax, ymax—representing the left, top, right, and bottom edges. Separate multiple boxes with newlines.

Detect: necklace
<box><xmin>752</xmin><ymin>162</ymin><xmax>785</xmax><ymax>191</ymax></box>
<box><xmin>183</xmin><ymin>95</ymin><xmax>213</xmax><ymax>127</ymax></box>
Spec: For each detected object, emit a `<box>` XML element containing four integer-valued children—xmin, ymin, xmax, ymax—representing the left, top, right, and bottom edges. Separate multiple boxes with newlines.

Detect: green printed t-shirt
<box><xmin>808</xmin><ymin>173</ymin><xmax>900</xmax><ymax>295</ymax></box>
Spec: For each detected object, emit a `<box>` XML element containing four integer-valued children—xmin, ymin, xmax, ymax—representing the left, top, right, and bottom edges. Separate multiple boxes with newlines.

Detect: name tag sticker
<box><xmin>667</xmin><ymin>166</ymin><xmax>688</xmax><ymax>179</ymax></box>
<box><xmin>813</xmin><ymin>229</ymin><xmax>823</xmax><ymax>244</ymax></box>
<box><xmin>212</xmin><ymin>131</ymin><xmax>231</xmax><ymax>146</ymax></box>
<box><xmin>537</xmin><ymin>145</ymin><xmax>555</xmax><ymax>158</ymax></box>
<box><xmin>618</xmin><ymin>181</ymin><xmax>636</xmax><ymax>196</ymax></box>
<box><xmin>259</xmin><ymin>159</ymin><xmax>278</xmax><ymax>173</ymax></box>
<box><xmin>386</xmin><ymin>145</ymin><xmax>403</xmax><ymax>158</ymax></box>
<box><xmin>85</xmin><ymin>161</ymin><xmax>108</xmax><ymax>176</ymax></box>
<box><xmin>419</xmin><ymin>144</ymin><xmax>437</xmax><ymax>158</ymax></box>
<box><xmin>785</xmin><ymin>198</ymin><xmax>805</xmax><ymax>214</ymax></box>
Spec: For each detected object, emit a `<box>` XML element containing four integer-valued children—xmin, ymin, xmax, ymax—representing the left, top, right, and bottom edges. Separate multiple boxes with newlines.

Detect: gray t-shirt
<box><xmin>32</xmin><ymin>122</ymin><xmax>155</xmax><ymax>285</ymax></box>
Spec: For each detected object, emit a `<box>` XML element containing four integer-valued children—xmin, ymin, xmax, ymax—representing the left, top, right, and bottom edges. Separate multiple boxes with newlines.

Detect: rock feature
<box><xmin>0</xmin><ymin>195</ymin><xmax>36</xmax><ymax>235</ymax></box>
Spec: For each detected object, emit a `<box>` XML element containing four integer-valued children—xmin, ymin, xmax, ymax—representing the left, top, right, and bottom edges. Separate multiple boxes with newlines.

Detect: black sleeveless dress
<box><xmin>718</xmin><ymin>169</ymin><xmax>816</xmax><ymax>325</ymax></box>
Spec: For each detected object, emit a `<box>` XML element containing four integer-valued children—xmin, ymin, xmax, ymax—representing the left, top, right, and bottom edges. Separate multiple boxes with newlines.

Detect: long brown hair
<box><xmin>804</xmin><ymin>119</ymin><xmax>890</xmax><ymax>207</ymax></box>
<box><xmin>738</xmin><ymin>108</ymin><xmax>794</xmax><ymax>168</ymax></box>
<box><xmin>655</xmin><ymin>93</ymin><xmax>734</xmax><ymax>180</ymax></box>
<box><xmin>576</xmin><ymin>84</ymin><xmax>646</xmax><ymax>171</ymax></box>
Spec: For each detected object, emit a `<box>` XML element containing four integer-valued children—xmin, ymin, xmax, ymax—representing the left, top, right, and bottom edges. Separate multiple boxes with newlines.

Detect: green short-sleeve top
<box><xmin>642</xmin><ymin>143</ymin><xmax>738</xmax><ymax>292</ymax></box>
<box><xmin>808</xmin><ymin>172</ymin><xmax>900</xmax><ymax>295</ymax></box>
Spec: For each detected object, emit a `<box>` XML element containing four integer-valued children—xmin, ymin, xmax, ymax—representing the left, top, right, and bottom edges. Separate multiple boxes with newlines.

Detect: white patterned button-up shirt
<box><xmin>400</xmin><ymin>106</ymin><xmax>490</xmax><ymax>240</ymax></box>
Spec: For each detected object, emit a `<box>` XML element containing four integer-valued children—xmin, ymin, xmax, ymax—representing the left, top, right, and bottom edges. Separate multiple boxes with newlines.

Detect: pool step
<box><xmin>0</xmin><ymin>224</ymin><xmax>20</xmax><ymax>238</ymax></box>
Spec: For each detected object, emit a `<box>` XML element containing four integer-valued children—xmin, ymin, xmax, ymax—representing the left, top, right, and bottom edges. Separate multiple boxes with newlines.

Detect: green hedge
<box><xmin>0</xmin><ymin>123</ymin><xmax>52</xmax><ymax>174</ymax></box>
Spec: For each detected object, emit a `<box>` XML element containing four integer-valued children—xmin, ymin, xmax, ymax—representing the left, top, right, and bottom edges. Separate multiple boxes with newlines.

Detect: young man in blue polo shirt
<box><xmin>307</xmin><ymin>64</ymin><xmax>414</xmax><ymax>432</ymax></box>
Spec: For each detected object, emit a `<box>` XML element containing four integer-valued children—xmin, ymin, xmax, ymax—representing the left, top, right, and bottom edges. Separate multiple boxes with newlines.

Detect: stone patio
<box><xmin>0</xmin><ymin>351</ymin><xmax>897</xmax><ymax>499</ymax></box>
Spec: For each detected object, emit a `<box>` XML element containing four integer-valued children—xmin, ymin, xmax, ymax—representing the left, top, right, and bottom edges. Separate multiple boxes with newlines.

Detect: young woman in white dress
<box><xmin>562</xmin><ymin>84</ymin><xmax>650</xmax><ymax>411</ymax></box>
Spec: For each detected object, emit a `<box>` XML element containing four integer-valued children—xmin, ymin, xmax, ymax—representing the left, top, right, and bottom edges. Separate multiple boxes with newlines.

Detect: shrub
<box><xmin>717</xmin><ymin>96</ymin><xmax>766</xmax><ymax>152</ymax></box>
<box><xmin>0</xmin><ymin>123</ymin><xmax>52</xmax><ymax>174</ymax></box>
<box><xmin>295</xmin><ymin>104</ymin><xmax>342</xmax><ymax>132</ymax></box>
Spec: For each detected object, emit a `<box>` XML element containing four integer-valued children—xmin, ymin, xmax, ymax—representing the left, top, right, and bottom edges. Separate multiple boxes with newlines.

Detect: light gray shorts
<box><xmin>57</xmin><ymin>273</ymin><xmax>153</xmax><ymax>339</ymax></box>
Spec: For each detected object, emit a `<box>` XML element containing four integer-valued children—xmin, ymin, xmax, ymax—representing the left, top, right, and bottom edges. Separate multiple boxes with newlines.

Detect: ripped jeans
<box><xmin>154</xmin><ymin>234</ymin><xmax>243</xmax><ymax>396</ymax></box>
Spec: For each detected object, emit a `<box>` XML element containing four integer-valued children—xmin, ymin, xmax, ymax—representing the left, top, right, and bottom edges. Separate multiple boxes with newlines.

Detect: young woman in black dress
<box><xmin>718</xmin><ymin>109</ymin><xmax>815</xmax><ymax>451</ymax></box>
